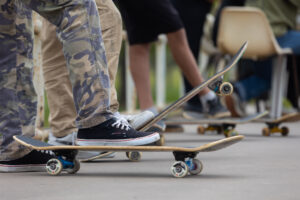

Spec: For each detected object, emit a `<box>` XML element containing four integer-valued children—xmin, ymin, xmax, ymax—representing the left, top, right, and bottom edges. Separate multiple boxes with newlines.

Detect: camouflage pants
<box><xmin>0</xmin><ymin>0</ymin><xmax>113</xmax><ymax>161</ymax></box>
<box><xmin>41</xmin><ymin>0</ymin><xmax>122</xmax><ymax>137</ymax></box>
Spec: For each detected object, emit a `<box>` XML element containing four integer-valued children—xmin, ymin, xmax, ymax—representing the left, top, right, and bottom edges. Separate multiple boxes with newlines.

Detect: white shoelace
<box><xmin>40</xmin><ymin>150</ymin><xmax>55</xmax><ymax>156</ymax></box>
<box><xmin>111</xmin><ymin>116</ymin><xmax>131</xmax><ymax>131</ymax></box>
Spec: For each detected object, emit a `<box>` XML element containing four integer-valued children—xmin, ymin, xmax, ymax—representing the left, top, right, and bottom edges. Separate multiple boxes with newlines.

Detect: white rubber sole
<box><xmin>76</xmin><ymin>132</ymin><xmax>160</xmax><ymax>146</ymax></box>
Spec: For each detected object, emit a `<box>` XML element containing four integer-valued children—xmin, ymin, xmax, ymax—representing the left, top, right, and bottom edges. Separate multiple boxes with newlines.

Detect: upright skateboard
<box><xmin>257</xmin><ymin>112</ymin><xmax>300</xmax><ymax>136</ymax></box>
<box><xmin>138</xmin><ymin>42</ymin><xmax>248</xmax><ymax>144</ymax></box>
<box><xmin>14</xmin><ymin>135</ymin><xmax>244</xmax><ymax>178</ymax></box>
<box><xmin>166</xmin><ymin>111</ymin><xmax>269</xmax><ymax>137</ymax></box>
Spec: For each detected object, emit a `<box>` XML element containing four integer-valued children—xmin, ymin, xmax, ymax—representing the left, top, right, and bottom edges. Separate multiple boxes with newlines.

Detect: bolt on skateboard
<box><xmin>14</xmin><ymin>135</ymin><xmax>244</xmax><ymax>178</ymax></box>
<box><xmin>256</xmin><ymin>112</ymin><xmax>300</xmax><ymax>136</ymax></box>
<box><xmin>138</xmin><ymin>42</ymin><xmax>248</xmax><ymax>145</ymax></box>
<box><xmin>166</xmin><ymin>111</ymin><xmax>268</xmax><ymax>137</ymax></box>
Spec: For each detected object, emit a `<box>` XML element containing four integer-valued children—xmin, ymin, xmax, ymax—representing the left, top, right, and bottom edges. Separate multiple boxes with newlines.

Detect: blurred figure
<box><xmin>171</xmin><ymin>0</ymin><xmax>213</xmax><ymax>118</ymax></box>
<box><xmin>114</xmin><ymin>0</ymin><xmax>230</xmax><ymax>131</ymax></box>
<box><xmin>223</xmin><ymin>0</ymin><xmax>300</xmax><ymax>116</ymax></box>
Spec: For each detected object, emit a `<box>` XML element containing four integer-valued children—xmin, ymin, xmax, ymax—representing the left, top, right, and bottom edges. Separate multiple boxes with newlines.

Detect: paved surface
<box><xmin>1</xmin><ymin>122</ymin><xmax>300</xmax><ymax>200</ymax></box>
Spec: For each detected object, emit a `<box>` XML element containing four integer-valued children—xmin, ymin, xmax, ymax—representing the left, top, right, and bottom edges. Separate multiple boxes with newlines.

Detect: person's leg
<box><xmin>225</xmin><ymin>59</ymin><xmax>272</xmax><ymax>117</ymax></box>
<box><xmin>25</xmin><ymin>0</ymin><xmax>113</xmax><ymax>128</ymax></box>
<box><xmin>41</xmin><ymin>0</ymin><xmax>124</xmax><ymax>138</ymax></box>
<box><xmin>8</xmin><ymin>0</ymin><xmax>158</xmax><ymax>150</ymax></box>
<box><xmin>167</xmin><ymin>29</ymin><xmax>209</xmax><ymax>96</ymax></box>
<box><xmin>41</xmin><ymin>19</ymin><xmax>77</xmax><ymax>138</ymax></box>
<box><xmin>167</xmin><ymin>29</ymin><xmax>230</xmax><ymax>118</ymax></box>
<box><xmin>171</xmin><ymin>0</ymin><xmax>212</xmax><ymax>108</ymax></box>
<box><xmin>0</xmin><ymin>0</ymin><xmax>55</xmax><ymax>172</ymax></box>
<box><xmin>36</xmin><ymin>0</ymin><xmax>158</xmax><ymax>146</ymax></box>
<box><xmin>277</xmin><ymin>30</ymin><xmax>300</xmax><ymax>55</ymax></box>
<box><xmin>129</xmin><ymin>44</ymin><xmax>153</xmax><ymax>110</ymax></box>
<box><xmin>129</xmin><ymin>43</ymin><xmax>167</xmax><ymax>131</ymax></box>
<box><xmin>97</xmin><ymin>0</ymin><xmax>122</xmax><ymax>113</ymax></box>
<box><xmin>0</xmin><ymin>0</ymin><xmax>35</xmax><ymax>161</ymax></box>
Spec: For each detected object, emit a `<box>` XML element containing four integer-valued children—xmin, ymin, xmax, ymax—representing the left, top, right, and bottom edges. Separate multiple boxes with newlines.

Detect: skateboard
<box><xmin>14</xmin><ymin>135</ymin><xmax>244</xmax><ymax>178</ymax></box>
<box><xmin>137</xmin><ymin>42</ymin><xmax>248</xmax><ymax>135</ymax></box>
<box><xmin>256</xmin><ymin>112</ymin><xmax>300</xmax><ymax>136</ymax></box>
<box><xmin>165</xmin><ymin>111</ymin><xmax>269</xmax><ymax>137</ymax></box>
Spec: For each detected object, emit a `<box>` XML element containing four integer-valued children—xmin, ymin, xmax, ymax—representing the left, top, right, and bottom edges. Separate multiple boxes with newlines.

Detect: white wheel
<box><xmin>66</xmin><ymin>160</ymin><xmax>80</xmax><ymax>174</ymax></box>
<box><xmin>188</xmin><ymin>159</ymin><xmax>203</xmax><ymax>175</ymax></box>
<box><xmin>171</xmin><ymin>161</ymin><xmax>189</xmax><ymax>178</ymax></box>
<box><xmin>46</xmin><ymin>158</ymin><xmax>63</xmax><ymax>175</ymax></box>
<box><xmin>197</xmin><ymin>126</ymin><xmax>205</xmax><ymax>135</ymax></box>
<box><xmin>128</xmin><ymin>151</ymin><xmax>142</xmax><ymax>162</ymax></box>
<box><xmin>220</xmin><ymin>82</ymin><xmax>233</xmax><ymax>96</ymax></box>
<box><xmin>155</xmin><ymin>135</ymin><xmax>165</xmax><ymax>146</ymax></box>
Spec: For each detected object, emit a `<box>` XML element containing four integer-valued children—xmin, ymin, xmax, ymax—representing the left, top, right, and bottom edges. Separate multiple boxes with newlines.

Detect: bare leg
<box><xmin>129</xmin><ymin>44</ymin><xmax>154</xmax><ymax>110</ymax></box>
<box><xmin>167</xmin><ymin>28</ymin><xmax>210</xmax><ymax>96</ymax></box>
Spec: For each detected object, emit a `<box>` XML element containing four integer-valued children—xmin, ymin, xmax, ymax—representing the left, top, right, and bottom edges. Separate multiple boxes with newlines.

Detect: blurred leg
<box><xmin>129</xmin><ymin>44</ymin><xmax>153</xmax><ymax>110</ymax></box>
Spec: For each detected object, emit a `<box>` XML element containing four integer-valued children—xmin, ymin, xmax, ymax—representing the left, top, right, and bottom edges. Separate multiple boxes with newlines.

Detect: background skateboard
<box><xmin>256</xmin><ymin>112</ymin><xmax>300</xmax><ymax>136</ymax></box>
<box><xmin>14</xmin><ymin>135</ymin><xmax>244</xmax><ymax>178</ymax></box>
<box><xmin>165</xmin><ymin>111</ymin><xmax>268</xmax><ymax>137</ymax></box>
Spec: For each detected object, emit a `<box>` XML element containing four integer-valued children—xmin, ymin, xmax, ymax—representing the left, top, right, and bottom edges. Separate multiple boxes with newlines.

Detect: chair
<box><xmin>217</xmin><ymin>6</ymin><xmax>292</xmax><ymax>119</ymax></box>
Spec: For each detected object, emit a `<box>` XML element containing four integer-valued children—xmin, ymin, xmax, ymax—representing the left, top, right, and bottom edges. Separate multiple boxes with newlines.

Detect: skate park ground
<box><xmin>0</xmin><ymin>121</ymin><xmax>299</xmax><ymax>200</ymax></box>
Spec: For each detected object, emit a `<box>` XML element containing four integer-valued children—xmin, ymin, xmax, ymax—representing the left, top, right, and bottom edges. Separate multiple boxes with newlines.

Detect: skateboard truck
<box><xmin>46</xmin><ymin>150</ymin><xmax>80</xmax><ymax>175</ymax></box>
<box><xmin>208</xmin><ymin>77</ymin><xmax>233</xmax><ymax>96</ymax></box>
<box><xmin>262</xmin><ymin>123</ymin><xmax>289</xmax><ymax>137</ymax></box>
<box><xmin>198</xmin><ymin>123</ymin><xmax>238</xmax><ymax>138</ymax></box>
<box><xmin>171</xmin><ymin>151</ymin><xmax>203</xmax><ymax>178</ymax></box>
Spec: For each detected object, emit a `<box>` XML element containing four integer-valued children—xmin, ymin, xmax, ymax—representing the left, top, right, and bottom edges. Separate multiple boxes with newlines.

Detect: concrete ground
<box><xmin>0</xmin><ymin>121</ymin><xmax>300</xmax><ymax>200</ymax></box>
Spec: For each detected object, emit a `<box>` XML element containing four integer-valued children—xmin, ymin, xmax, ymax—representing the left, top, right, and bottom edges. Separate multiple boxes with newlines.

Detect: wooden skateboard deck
<box><xmin>14</xmin><ymin>135</ymin><xmax>244</xmax><ymax>178</ymax></box>
<box><xmin>256</xmin><ymin>112</ymin><xmax>300</xmax><ymax>136</ymax></box>
<box><xmin>138</xmin><ymin>42</ymin><xmax>248</xmax><ymax>132</ymax></box>
<box><xmin>165</xmin><ymin>111</ymin><xmax>268</xmax><ymax>137</ymax></box>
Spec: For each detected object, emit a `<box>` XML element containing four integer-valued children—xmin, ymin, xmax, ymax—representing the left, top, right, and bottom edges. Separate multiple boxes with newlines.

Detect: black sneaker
<box><xmin>76</xmin><ymin>118</ymin><xmax>160</xmax><ymax>146</ymax></box>
<box><xmin>206</xmin><ymin>97</ymin><xmax>231</xmax><ymax>118</ymax></box>
<box><xmin>0</xmin><ymin>150</ymin><xmax>54</xmax><ymax>172</ymax></box>
<box><xmin>182</xmin><ymin>102</ymin><xmax>205</xmax><ymax>119</ymax></box>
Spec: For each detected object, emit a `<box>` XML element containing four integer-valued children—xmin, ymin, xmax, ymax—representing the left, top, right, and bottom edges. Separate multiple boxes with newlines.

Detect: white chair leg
<box><xmin>270</xmin><ymin>55</ymin><xmax>288</xmax><ymax>119</ymax></box>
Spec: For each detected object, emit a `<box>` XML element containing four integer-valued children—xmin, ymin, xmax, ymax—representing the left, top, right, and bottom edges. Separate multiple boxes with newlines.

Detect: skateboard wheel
<box><xmin>155</xmin><ymin>135</ymin><xmax>165</xmax><ymax>146</ymax></box>
<box><xmin>46</xmin><ymin>158</ymin><xmax>63</xmax><ymax>175</ymax></box>
<box><xmin>262</xmin><ymin>127</ymin><xmax>270</xmax><ymax>136</ymax></box>
<box><xmin>224</xmin><ymin>129</ymin><xmax>238</xmax><ymax>137</ymax></box>
<box><xmin>66</xmin><ymin>160</ymin><xmax>80</xmax><ymax>174</ymax></box>
<box><xmin>224</xmin><ymin>130</ymin><xmax>230</xmax><ymax>137</ymax></box>
<box><xmin>171</xmin><ymin>161</ymin><xmax>189</xmax><ymax>178</ymax></box>
<box><xmin>127</xmin><ymin>151</ymin><xmax>142</xmax><ymax>162</ymax></box>
<box><xmin>197</xmin><ymin>126</ymin><xmax>205</xmax><ymax>135</ymax></box>
<box><xmin>219</xmin><ymin>82</ymin><xmax>233</xmax><ymax>96</ymax></box>
<box><xmin>188</xmin><ymin>159</ymin><xmax>203</xmax><ymax>175</ymax></box>
<box><xmin>281</xmin><ymin>126</ymin><xmax>289</xmax><ymax>136</ymax></box>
